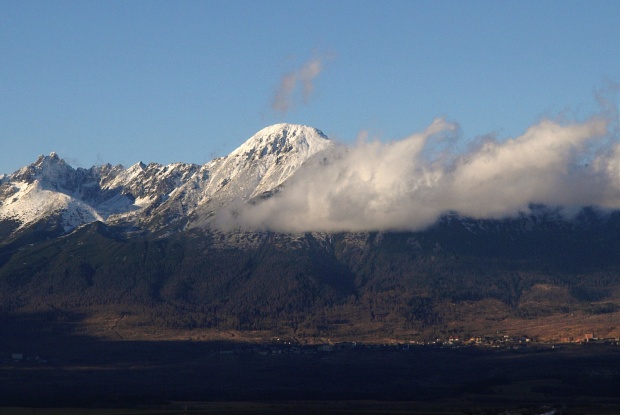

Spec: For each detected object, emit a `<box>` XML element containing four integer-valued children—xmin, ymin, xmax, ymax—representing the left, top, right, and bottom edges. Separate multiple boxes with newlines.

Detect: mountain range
<box><xmin>0</xmin><ymin>123</ymin><xmax>333</xmax><ymax>242</ymax></box>
<box><xmin>1</xmin><ymin>123</ymin><xmax>620</xmax><ymax>343</ymax></box>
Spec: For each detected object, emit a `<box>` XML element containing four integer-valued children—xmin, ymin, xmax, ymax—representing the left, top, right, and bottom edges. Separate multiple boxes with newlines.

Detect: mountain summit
<box><xmin>233</xmin><ymin>123</ymin><xmax>330</xmax><ymax>162</ymax></box>
<box><xmin>201</xmin><ymin>123</ymin><xmax>332</xmax><ymax>202</ymax></box>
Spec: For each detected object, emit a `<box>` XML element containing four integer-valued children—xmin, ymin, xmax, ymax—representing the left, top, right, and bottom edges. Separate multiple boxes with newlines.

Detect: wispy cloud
<box><xmin>272</xmin><ymin>55</ymin><xmax>326</xmax><ymax>114</ymax></box>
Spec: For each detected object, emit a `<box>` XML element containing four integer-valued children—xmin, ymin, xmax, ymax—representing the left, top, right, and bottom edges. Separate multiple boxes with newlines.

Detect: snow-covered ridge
<box><xmin>233</xmin><ymin>123</ymin><xmax>329</xmax><ymax>161</ymax></box>
<box><xmin>0</xmin><ymin>123</ymin><xmax>334</xmax><ymax>239</ymax></box>
<box><xmin>203</xmin><ymin>123</ymin><xmax>332</xmax><ymax>201</ymax></box>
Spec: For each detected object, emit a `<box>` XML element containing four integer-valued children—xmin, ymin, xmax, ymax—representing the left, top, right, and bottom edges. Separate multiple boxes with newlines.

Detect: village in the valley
<box><xmin>5</xmin><ymin>331</ymin><xmax>620</xmax><ymax>365</ymax></box>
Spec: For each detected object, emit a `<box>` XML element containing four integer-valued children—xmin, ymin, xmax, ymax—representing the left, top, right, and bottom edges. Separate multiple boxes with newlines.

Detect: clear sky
<box><xmin>1</xmin><ymin>0</ymin><xmax>619</xmax><ymax>175</ymax></box>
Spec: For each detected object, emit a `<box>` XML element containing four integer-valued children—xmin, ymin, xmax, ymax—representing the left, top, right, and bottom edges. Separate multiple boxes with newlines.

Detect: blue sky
<box><xmin>1</xmin><ymin>0</ymin><xmax>619</xmax><ymax>175</ymax></box>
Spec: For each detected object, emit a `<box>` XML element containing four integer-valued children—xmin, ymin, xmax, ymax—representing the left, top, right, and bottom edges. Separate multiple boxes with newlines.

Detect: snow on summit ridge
<box><xmin>0</xmin><ymin>124</ymin><xmax>334</xmax><ymax>240</ymax></box>
<box><xmin>234</xmin><ymin>123</ymin><xmax>329</xmax><ymax>160</ymax></box>
<box><xmin>187</xmin><ymin>124</ymin><xmax>331</xmax><ymax>208</ymax></box>
<box><xmin>212</xmin><ymin>123</ymin><xmax>332</xmax><ymax>199</ymax></box>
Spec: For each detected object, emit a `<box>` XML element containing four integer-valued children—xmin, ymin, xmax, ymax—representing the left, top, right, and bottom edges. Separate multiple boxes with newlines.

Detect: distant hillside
<box><xmin>2</xmin><ymin>206</ymin><xmax>620</xmax><ymax>343</ymax></box>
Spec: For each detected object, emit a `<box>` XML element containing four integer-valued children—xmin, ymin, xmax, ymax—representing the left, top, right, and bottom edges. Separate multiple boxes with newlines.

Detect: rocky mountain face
<box><xmin>1</xmin><ymin>124</ymin><xmax>620</xmax><ymax>342</ymax></box>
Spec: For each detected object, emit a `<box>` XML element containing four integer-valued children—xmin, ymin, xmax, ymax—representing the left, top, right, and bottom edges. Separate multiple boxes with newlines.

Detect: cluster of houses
<box><xmin>7</xmin><ymin>333</ymin><xmax>618</xmax><ymax>364</ymax></box>
<box><xmin>212</xmin><ymin>332</ymin><xmax>620</xmax><ymax>356</ymax></box>
<box><xmin>212</xmin><ymin>335</ymin><xmax>537</xmax><ymax>356</ymax></box>
<box><xmin>559</xmin><ymin>333</ymin><xmax>620</xmax><ymax>345</ymax></box>
<box><xmin>441</xmin><ymin>334</ymin><xmax>533</xmax><ymax>347</ymax></box>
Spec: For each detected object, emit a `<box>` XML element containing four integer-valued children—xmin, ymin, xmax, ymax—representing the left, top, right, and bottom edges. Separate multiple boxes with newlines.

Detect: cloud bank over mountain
<box><xmin>224</xmin><ymin>114</ymin><xmax>620</xmax><ymax>232</ymax></box>
<box><xmin>2</xmin><ymin>109</ymin><xmax>618</xmax><ymax>237</ymax></box>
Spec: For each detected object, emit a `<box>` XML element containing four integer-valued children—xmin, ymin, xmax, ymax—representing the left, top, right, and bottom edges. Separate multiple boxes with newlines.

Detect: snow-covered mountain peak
<box><xmin>11</xmin><ymin>152</ymin><xmax>73</xmax><ymax>187</ymax></box>
<box><xmin>128</xmin><ymin>161</ymin><xmax>147</xmax><ymax>172</ymax></box>
<box><xmin>33</xmin><ymin>152</ymin><xmax>63</xmax><ymax>167</ymax></box>
<box><xmin>232</xmin><ymin>123</ymin><xmax>330</xmax><ymax>162</ymax></box>
<box><xmin>198</xmin><ymin>124</ymin><xmax>333</xmax><ymax>204</ymax></box>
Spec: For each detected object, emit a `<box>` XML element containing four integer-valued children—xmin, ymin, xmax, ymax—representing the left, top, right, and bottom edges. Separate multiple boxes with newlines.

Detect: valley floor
<box><xmin>2</xmin><ymin>316</ymin><xmax>620</xmax><ymax>414</ymax></box>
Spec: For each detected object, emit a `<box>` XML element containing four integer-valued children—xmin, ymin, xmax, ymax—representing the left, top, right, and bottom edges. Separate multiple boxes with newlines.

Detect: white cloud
<box><xmin>223</xmin><ymin>114</ymin><xmax>619</xmax><ymax>232</ymax></box>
